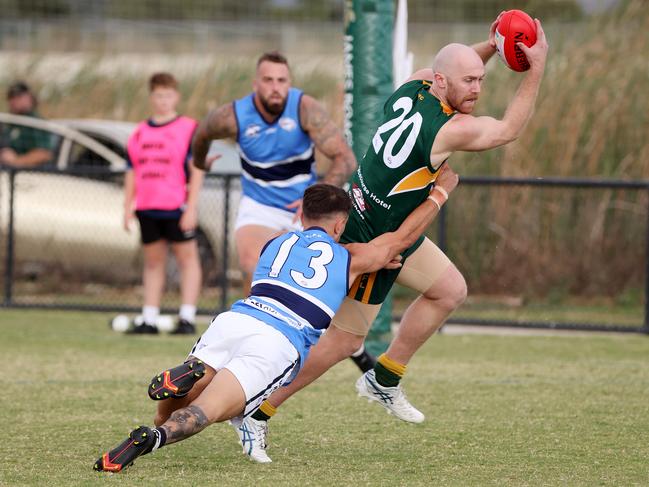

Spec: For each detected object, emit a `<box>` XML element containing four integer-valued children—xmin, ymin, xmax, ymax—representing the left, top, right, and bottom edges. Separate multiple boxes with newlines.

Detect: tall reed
<box><xmin>442</xmin><ymin>1</ymin><xmax>649</xmax><ymax>300</ymax></box>
<box><xmin>2</xmin><ymin>2</ymin><xmax>646</xmax><ymax>300</ymax></box>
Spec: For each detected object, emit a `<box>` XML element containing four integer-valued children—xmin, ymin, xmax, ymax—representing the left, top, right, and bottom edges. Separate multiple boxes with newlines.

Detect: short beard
<box><xmin>456</xmin><ymin>102</ymin><xmax>474</xmax><ymax>114</ymax></box>
<box><xmin>447</xmin><ymin>89</ymin><xmax>474</xmax><ymax>114</ymax></box>
<box><xmin>259</xmin><ymin>95</ymin><xmax>286</xmax><ymax>116</ymax></box>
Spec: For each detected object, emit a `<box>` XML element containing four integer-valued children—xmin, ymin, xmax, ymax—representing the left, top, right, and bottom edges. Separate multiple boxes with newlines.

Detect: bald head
<box><xmin>432</xmin><ymin>43</ymin><xmax>484</xmax><ymax>77</ymax></box>
<box><xmin>430</xmin><ymin>43</ymin><xmax>485</xmax><ymax>114</ymax></box>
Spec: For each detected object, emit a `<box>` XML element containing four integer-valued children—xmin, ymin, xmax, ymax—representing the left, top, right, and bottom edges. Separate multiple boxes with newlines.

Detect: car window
<box><xmin>69</xmin><ymin>142</ymin><xmax>108</xmax><ymax>169</ymax></box>
<box><xmin>68</xmin><ymin>140</ymin><xmax>123</xmax><ymax>182</ymax></box>
<box><xmin>0</xmin><ymin>122</ymin><xmax>62</xmax><ymax>169</ymax></box>
<box><xmin>80</xmin><ymin>132</ymin><xmax>128</xmax><ymax>161</ymax></box>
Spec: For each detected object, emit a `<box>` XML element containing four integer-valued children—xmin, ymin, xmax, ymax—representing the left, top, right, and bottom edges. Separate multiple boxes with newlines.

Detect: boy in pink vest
<box><xmin>124</xmin><ymin>72</ymin><xmax>204</xmax><ymax>334</ymax></box>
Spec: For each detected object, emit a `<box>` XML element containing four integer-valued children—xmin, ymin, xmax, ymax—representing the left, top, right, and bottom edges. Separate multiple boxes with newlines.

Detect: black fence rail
<box><xmin>440</xmin><ymin>176</ymin><xmax>649</xmax><ymax>334</ymax></box>
<box><xmin>1</xmin><ymin>167</ymin><xmax>648</xmax><ymax>334</ymax></box>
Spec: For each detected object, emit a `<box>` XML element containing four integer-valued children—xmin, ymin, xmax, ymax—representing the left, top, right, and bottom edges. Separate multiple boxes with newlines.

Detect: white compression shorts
<box><xmin>234</xmin><ymin>195</ymin><xmax>303</xmax><ymax>232</ymax></box>
<box><xmin>189</xmin><ymin>311</ymin><xmax>299</xmax><ymax>417</ymax></box>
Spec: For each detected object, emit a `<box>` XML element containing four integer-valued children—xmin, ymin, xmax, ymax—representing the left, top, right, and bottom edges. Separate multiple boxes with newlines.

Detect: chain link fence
<box><xmin>1</xmin><ymin>163</ymin><xmax>647</xmax><ymax>330</ymax></box>
<box><xmin>0</xmin><ymin>167</ymin><xmax>241</xmax><ymax>313</ymax></box>
<box><xmin>1</xmin><ymin>0</ymin><xmax>645</xmax><ymax>330</ymax></box>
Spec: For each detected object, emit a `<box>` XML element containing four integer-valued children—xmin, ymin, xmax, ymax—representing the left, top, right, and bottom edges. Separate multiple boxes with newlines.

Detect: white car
<box><xmin>0</xmin><ymin>113</ymin><xmax>241</xmax><ymax>287</ymax></box>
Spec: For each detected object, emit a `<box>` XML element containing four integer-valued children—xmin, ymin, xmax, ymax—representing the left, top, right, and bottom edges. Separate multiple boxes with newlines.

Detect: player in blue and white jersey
<box><xmin>191</xmin><ymin>51</ymin><xmax>356</xmax><ymax>294</ymax></box>
<box><xmin>93</xmin><ymin>168</ymin><xmax>459</xmax><ymax>472</ymax></box>
<box><xmin>192</xmin><ymin>51</ymin><xmax>376</xmax><ymax>373</ymax></box>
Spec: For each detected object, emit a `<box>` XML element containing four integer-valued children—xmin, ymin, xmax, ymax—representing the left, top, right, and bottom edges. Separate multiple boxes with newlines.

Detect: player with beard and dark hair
<box><xmin>193</xmin><ymin>51</ymin><xmax>357</xmax><ymax>295</ymax></box>
<box><xmin>253</xmin><ymin>52</ymin><xmax>291</xmax><ymax>116</ymax></box>
<box><xmin>192</xmin><ymin>51</ymin><xmax>375</xmax><ymax>372</ymax></box>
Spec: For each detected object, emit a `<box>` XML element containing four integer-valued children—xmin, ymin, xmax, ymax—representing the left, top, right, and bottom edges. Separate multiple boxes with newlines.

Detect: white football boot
<box><xmin>231</xmin><ymin>416</ymin><xmax>272</xmax><ymax>463</ymax></box>
<box><xmin>355</xmin><ymin>369</ymin><xmax>425</xmax><ymax>424</ymax></box>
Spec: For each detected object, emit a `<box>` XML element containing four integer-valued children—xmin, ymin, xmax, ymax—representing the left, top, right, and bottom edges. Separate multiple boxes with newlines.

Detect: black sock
<box><xmin>252</xmin><ymin>409</ymin><xmax>271</xmax><ymax>421</ymax></box>
<box><xmin>350</xmin><ymin>349</ymin><xmax>376</xmax><ymax>373</ymax></box>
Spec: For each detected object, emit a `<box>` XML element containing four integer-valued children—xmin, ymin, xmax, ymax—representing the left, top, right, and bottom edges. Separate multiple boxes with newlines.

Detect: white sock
<box><xmin>142</xmin><ymin>306</ymin><xmax>160</xmax><ymax>326</ymax></box>
<box><xmin>351</xmin><ymin>343</ymin><xmax>365</xmax><ymax>358</ymax></box>
<box><xmin>179</xmin><ymin>304</ymin><xmax>196</xmax><ymax>323</ymax></box>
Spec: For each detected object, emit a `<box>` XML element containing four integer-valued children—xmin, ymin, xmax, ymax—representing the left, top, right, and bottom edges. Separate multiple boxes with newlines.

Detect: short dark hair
<box><xmin>148</xmin><ymin>72</ymin><xmax>178</xmax><ymax>92</ymax></box>
<box><xmin>7</xmin><ymin>81</ymin><xmax>31</xmax><ymax>99</ymax></box>
<box><xmin>256</xmin><ymin>51</ymin><xmax>289</xmax><ymax>69</ymax></box>
<box><xmin>302</xmin><ymin>184</ymin><xmax>351</xmax><ymax>220</ymax></box>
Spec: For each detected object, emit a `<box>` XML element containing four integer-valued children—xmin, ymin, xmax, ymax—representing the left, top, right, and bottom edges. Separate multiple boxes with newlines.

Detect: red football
<box><xmin>494</xmin><ymin>10</ymin><xmax>537</xmax><ymax>72</ymax></box>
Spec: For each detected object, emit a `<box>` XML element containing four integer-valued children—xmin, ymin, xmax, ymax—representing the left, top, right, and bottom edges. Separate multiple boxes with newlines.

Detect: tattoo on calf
<box><xmin>161</xmin><ymin>405</ymin><xmax>210</xmax><ymax>444</ymax></box>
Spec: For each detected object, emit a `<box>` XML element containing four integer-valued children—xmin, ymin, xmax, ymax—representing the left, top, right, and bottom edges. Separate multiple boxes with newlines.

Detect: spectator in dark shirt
<box><xmin>0</xmin><ymin>81</ymin><xmax>57</xmax><ymax>168</ymax></box>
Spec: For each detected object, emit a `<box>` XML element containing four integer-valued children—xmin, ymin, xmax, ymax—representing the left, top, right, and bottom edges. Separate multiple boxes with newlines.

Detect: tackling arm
<box><xmin>347</xmin><ymin>164</ymin><xmax>459</xmax><ymax>279</ymax></box>
<box><xmin>191</xmin><ymin>103</ymin><xmax>238</xmax><ymax>171</ymax></box>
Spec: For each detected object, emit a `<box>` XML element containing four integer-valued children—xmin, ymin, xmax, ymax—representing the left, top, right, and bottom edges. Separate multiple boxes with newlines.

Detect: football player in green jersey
<box><xmin>235</xmin><ymin>15</ymin><xmax>549</xmax><ymax>462</ymax></box>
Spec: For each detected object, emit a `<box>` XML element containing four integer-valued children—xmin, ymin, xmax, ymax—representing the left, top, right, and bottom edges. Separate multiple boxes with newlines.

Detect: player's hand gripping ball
<box><xmin>494</xmin><ymin>10</ymin><xmax>537</xmax><ymax>72</ymax></box>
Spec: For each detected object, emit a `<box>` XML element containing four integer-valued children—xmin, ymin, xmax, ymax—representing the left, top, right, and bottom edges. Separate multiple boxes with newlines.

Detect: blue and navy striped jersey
<box><xmin>233</xmin><ymin>88</ymin><xmax>316</xmax><ymax>211</ymax></box>
<box><xmin>231</xmin><ymin>227</ymin><xmax>350</xmax><ymax>368</ymax></box>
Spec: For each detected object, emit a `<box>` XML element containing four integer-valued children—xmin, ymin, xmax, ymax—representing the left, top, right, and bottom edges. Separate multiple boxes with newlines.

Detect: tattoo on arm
<box><xmin>300</xmin><ymin>96</ymin><xmax>356</xmax><ymax>187</ymax></box>
<box><xmin>322</xmin><ymin>158</ymin><xmax>354</xmax><ymax>187</ymax></box>
<box><xmin>160</xmin><ymin>405</ymin><xmax>210</xmax><ymax>445</ymax></box>
<box><xmin>192</xmin><ymin>102</ymin><xmax>238</xmax><ymax>170</ymax></box>
<box><xmin>206</xmin><ymin>103</ymin><xmax>237</xmax><ymax>139</ymax></box>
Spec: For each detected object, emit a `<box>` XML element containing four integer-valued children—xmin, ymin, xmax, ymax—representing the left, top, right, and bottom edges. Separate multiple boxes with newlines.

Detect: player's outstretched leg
<box><xmin>93</xmin><ymin>426</ymin><xmax>161</xmax><ymax>473</ymax></box>
<box><xmin>355</xmin><ymin>368</ymin><xmax>424</xmax><ymax>424</ymax></box>
<box><xmin>231</xmin><ymin>416</ymin><xmax>272</xmax><ymax>463</ymax></box>
<box><xmin>149</xmin><ymin>359</ymin><xmax>206</xmax><ymax>400</ymax></box>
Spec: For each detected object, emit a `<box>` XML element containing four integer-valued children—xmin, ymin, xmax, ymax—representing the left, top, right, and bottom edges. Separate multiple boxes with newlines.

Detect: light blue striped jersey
<box><xmin>233</xmin><ymin>87</ymin><xmax>316</xmax><ymax>211</ymax></box>
<box><xmin>231</xmin><ymin>227</ymin><xmax>351</xmax><ymax>369</ymax></box>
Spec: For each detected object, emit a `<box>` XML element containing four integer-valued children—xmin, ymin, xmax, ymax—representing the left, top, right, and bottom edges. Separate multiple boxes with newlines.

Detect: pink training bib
<box><xmin>127</xmin><ymin>116</ymin><xmax>198</xmax><ymax>211</ymax></box>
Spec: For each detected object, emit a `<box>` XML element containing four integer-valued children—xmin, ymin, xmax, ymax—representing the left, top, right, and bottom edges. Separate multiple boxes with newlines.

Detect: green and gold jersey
<box><xmin>343</xmin><ymin>79</ymin><xmax>455</xmax><ymax>244</ymax></box>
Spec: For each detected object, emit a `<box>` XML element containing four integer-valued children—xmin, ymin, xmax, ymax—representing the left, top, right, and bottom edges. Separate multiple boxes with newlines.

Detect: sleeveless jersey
<box><xmin>233</xmin><ymin>88</ymin><xmax>316</xmax><ymax>212</ymax></box>
<box><xmin>127</xmin><ymin>116</ymin><xmax>197</xmax><ymax>211</ymax></box>
<box><xmin>343</xmin><ymin>80</ymin><xmax>455</xmax><ymax>243</ymax></box>
<box><xmin>231</xmin><ymin>227</ymin><xmax>350</xmax><ymax>368</ymax></box>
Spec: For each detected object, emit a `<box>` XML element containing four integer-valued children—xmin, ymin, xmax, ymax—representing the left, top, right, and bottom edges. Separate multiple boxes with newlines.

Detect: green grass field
<box><xmin>2</xmin><ymin>309</ymin><xmax>649</xmax><ymax>486</ymax></box>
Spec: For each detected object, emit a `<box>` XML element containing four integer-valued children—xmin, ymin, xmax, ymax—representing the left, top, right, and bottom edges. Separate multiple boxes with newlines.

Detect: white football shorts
<box><xmin>189</xmin><ymin>310</ymin><xmax>299</xmax><ymax>417</ymax></box>
<box><xmin>234</xmin><ymin>195</ymin><xmax>303</xmax><ymax>232</ymax></box>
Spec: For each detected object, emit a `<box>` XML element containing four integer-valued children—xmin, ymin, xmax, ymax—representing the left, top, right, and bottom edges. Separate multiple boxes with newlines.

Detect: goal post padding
<box><xmin>343</xmin><ymin>0</ymin><xmax>394</xmax><ymax>355</ymax></box>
